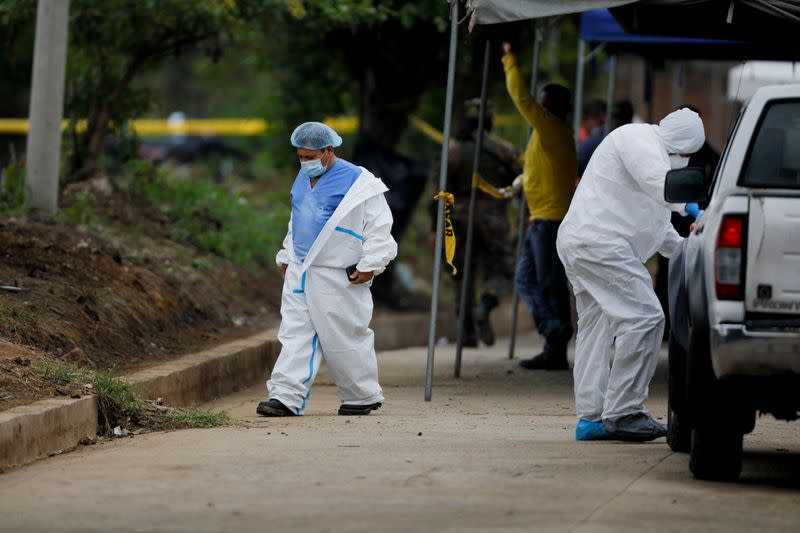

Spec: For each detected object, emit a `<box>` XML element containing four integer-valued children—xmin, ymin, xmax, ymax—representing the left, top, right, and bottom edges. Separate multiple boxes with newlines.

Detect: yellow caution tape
<box><xmin>0</xmin><ymin>114</ymin><xmax>526</xmax><ymax>138</ymax></box>
<box><xmin>433</xmin><ymin>191</ymin><xmax>457</xmax><ymax>276</ymax></box>
<box><xmin>472</xmin><ymin>172</ymin><xmax>510</xmax><ymax>200</ymax></box>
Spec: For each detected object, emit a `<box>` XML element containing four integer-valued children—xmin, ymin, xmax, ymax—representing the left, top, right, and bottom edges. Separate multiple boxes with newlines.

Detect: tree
<box><xmin>256</xmin><ymin>0</ymin><xmax>452</xmax><ymax>157</ymax></box>
<box><xmin>1</xmin><ymin>0</ymin><xmax>273</xmax><ymax>180</ymax></box>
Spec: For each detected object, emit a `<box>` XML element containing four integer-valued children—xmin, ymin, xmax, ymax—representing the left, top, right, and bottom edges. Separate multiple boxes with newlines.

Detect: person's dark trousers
<box><xmin>450</xmin><ymin>214</ymin><xmax>478</xmax><ymax>345</ymax></box>
<box><xmin>516</xmin><ymin>220</ymin><xmax>573</xmax><ymax>360</ymax></box>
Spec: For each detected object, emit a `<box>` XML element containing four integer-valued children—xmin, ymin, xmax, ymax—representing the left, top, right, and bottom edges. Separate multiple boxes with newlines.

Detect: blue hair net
<box><xmin>290</xmin><ymin>122</ymin><xmax>343</xmax><ymax>150</ymax></box>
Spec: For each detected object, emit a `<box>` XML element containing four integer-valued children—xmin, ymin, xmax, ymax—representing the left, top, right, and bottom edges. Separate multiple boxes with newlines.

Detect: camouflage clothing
<box><xmin>433</xmin><ymin>133</ymin><xmax>521</xmax><ymax>343</ymax></box>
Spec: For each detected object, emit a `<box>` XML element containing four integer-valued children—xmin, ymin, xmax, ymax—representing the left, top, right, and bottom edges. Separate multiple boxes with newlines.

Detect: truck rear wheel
<box><xmin>667</xmin><ymin>405</ymin><xmax>691</xmax><ymax>453</ymax></box>
<box><xmin>667</xmin><ymin>336</ymin><xmax>691</xmax><ymax>452</ymax></box>
<box><xmin>690</xmin><ymin>424</ymin><xmax>744</xmax><ymax>481</ymax></box>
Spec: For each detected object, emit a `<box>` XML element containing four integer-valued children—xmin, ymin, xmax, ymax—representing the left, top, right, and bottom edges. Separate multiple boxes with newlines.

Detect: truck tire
<box><xmin>690</xmin><ymin>424</ymin><xmax>744</xmax><ymax>481</ymax></box>
<box><xmin>686</xmin><ymin>326</ymin><xmax>714</xmax><ymax>426</ymax></box>
<box><xmin>667</xmin><ymin>403</ymin><xmax>691</xmax><ymax>453</ymax></box>
<box><xmin>667</xmin><ymin>337</ymin><xmax>690</xmax><ymax>452</ymax></box>
<box><xmin>668</xmin><ymin>336</ymin><xmax>687</xmax><ymax>414</ymax></box>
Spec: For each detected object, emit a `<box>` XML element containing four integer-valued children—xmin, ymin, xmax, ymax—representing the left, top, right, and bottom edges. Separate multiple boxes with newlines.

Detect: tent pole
<box><xmin>573</xmin><ymin>39</ymin><xmax>586</xmax><ymax>146</ymax></box>
<box><xmin>604</xmin><ymin>54</ymin><xmax>617</xmax><ymax>137</ymax></box>
<box><xmin>508</xmin><ymin>20</ymin><xmax>542</xmax><ymax>360</ymax></box>
<box><xmin>645</xmin><ymin>60</ymin><xmax>654</xmax><ymax>123</ymax></box>
<box><xmin>425</xmin><ymin>0</ymin><xmax>459</xmax><ymax>402</ymax></box>
<box><xmin>454</xmin><ymin>40</ymin><xmax>491</xmax><ymax>378</ymax></box>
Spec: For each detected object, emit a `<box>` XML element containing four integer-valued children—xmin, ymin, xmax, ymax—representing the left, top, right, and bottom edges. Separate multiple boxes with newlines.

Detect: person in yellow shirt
<box><xmin>502</xmin><ymin>42</ymin><xmax>578</xmax><ymax>370</ymax></box>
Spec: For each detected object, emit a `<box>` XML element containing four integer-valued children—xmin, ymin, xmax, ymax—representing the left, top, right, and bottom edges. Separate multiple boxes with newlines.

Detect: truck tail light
<box><xmin>715</xmin><ymin>215</ymin><xmax>746</xmax><ymax>300</ymax></box>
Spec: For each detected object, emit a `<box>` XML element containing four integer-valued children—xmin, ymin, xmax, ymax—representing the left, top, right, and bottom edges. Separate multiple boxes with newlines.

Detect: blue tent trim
<box><xmin>580</xmin><ymin>9</ymin><xmax>739</xmax><ymax>45</ymax></box>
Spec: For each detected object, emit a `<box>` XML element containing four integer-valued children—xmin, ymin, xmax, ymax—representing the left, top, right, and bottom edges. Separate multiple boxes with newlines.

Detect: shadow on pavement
<box><xmin>739</xmin><ymin>451</ymin><xmax>800</xmax><ymax>489</ymax></box>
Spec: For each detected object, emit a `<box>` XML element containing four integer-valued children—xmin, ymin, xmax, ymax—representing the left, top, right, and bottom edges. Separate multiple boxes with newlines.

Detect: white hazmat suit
<box><xmin>268</xmin><ymin>168</ymin><xmax>397</xmax><ymax>415</ymax></box>
<box><xmin>556</xmin><ymin>108</ymin><xmax>705</xmax><ymax>424</ymax></box>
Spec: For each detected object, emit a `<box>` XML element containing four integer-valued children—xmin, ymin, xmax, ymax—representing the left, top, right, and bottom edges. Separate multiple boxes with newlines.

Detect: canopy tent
<box><xmin>466</xmin><ymin>0</ymin><xmax>638</xmax><ymax>27</ymax></box>
<box><xmin>580</xmin><ymin>8</ymin><xmax>742</xmax><ymax>52</ymax></box>
<box><xmin>728</xmin><ymin>61</ymin><xmax>800</xmax><ymax>101</ymax></box>
<box><xmin>611</xmin><ymin>1</ymin><xmax>800</xmax><ymax>44</ymax></box>
<box><xmin>423</xmin><ymin>0</ymin><xmax>800</xmax><ymax>401</ymax></box>
<box><xmin>468</xmin><ymin>0</ymin><xmax>800</xmax><ymax>39</ymax></box>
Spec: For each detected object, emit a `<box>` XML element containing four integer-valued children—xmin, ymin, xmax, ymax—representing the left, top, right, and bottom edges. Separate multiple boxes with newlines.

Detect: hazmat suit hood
<box><xmin>657</xmin><ymin>108</ymin><xmax>705</xmax><ymax>155</ymax></box>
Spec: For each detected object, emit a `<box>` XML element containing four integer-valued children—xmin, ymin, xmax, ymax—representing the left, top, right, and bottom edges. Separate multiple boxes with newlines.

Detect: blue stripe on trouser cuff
<box><xmin>292</xmin><ymin>271</ymin><xmax>307</xmax><ymax>294</ymax></box>
<box><xmin>296</xmin><ymin>334</ymin><xmax>317</xmax><ymax>415</ymax></box>
<box><xmin>335</xmin><ymin>226</ymin><xmax>364</xmax><ymax>241</ymax></box>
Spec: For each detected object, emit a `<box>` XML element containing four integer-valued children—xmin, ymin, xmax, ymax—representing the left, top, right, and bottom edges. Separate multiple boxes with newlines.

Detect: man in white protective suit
<box><xmin>556</xmin><ymin>107</ymin><xmax>705</xmax><ymax>441</ymax></box>
<box><xmin>257</xmin><ymin>122</ymin><xmax>397</xmax><ymax>417</ymax></box>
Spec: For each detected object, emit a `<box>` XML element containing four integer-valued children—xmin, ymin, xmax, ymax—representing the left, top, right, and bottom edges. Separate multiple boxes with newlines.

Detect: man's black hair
<box><xmin>612</xmin><ymin>100</ymin><xmax>634</xmax><ymax>126</ymax></box>
<box><xmin>542</xmin><ymin>83</ymin><xmax>571</xmax><ymax>121</ymax></box>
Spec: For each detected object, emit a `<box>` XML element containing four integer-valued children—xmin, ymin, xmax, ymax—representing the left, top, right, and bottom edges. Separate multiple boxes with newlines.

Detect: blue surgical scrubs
<box><xmin>291</xmin><ymin>159</ymin><xmax>361</xmax><ymax>262</ymax></box>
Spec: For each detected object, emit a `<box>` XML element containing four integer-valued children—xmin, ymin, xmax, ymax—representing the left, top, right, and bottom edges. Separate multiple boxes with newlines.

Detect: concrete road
<box><xmin>1</xmin><ymin>334</ymin><xmax>799</xmax><ymax>532</ymax></box>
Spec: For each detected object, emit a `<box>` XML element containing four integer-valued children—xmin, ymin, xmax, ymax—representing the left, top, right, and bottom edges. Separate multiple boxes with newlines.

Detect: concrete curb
<box><xmin>0</xmin><ymin>309</ymin><xmax>533</xmax><ymax>470</ymax></box>
<box><xmin>0</xmin><ymin>396</ymin><xmax>97</xmax><ymax>471</ymax></box>
<box><xmin>128</xmin><ymin>329</ymin><xmax>281</xmax><ymax>405</ymax></box>
<box><xmin>0</xmin><ymin>330</ymin><xmax>281</xmax><ymax>471</ymax></box>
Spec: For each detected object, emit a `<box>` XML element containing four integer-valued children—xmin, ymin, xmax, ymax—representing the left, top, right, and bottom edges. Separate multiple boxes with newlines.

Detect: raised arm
<box><xmin>502</xmin><ymin>44</ymin><xmax>551</xmax><ymax>132</ymax></box>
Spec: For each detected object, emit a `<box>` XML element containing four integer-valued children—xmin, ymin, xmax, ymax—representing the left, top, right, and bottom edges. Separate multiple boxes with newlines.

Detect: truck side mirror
<box><xmin>664</xmin><ymin>167</ymin><xmax>709</xmax><ymax>203</ymax></box>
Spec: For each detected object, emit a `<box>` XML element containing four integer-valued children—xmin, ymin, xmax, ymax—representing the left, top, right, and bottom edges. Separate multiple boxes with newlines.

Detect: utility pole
<box><xmin>26</xmin><ymin>0</ymin><xmax>70</xmax><ymax>215</ymax></box>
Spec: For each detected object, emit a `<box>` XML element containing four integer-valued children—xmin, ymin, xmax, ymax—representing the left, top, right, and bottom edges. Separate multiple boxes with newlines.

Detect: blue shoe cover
<box><xmin>576</xmin><ymin>419</ymin><xmax>609</xmax><ymax>441</ymax></box>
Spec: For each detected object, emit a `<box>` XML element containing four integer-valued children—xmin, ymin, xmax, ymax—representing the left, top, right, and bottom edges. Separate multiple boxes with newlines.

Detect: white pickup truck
<box><xmin>666</xmin><ymin>84</ymin><xmax>800</xmax><ymax>481</ymax></box>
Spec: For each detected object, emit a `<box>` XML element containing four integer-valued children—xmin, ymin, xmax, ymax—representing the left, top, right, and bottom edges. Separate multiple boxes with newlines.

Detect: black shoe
<box><xmin>518</xmin><ymin>353</ymin><xmax>569</xmax><ymax>370</ymax></box>
<box><xmin>338</xmin><ymin>402</ymin><xmax>382</xmax><ymax>416</ymax></box>
<box><xmin>603</xmin><ymin>412</ymin><xmax>667</xmax><ymax>442</ymax></box>
<box><xmin>256</xmin><ymin>399</ymin><xmax>295</xmax><ymax>417</ymax></box>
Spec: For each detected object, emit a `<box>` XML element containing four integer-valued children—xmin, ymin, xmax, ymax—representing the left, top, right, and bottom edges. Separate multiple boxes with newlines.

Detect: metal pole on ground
<box><xmin>573</xmin><ymin>39</ymin><xmax>587</xmax><ymax>146</ymax></box>
<box><xmin>425</xmin><ymin>0</ymin><xmax>459</xmax><ymax>402</ymax></box>
<box><xmin>25</xmin><ymin>0</ymin><xmax>70</xmax><ymax>215</ymax></box>
<box><xmin>604</xmin><ymin>54</ymin><xmax>617</xmax><ymax>137</ymax></box>
<box><xmin>508</xmin><ymin>20</ymin><xmax>542</xmax><ymax>360</ymax></box>
<box><xmin>454</xmin><ymin>40</ymin><xmax>490</xmax><ymax>378</ymax></box>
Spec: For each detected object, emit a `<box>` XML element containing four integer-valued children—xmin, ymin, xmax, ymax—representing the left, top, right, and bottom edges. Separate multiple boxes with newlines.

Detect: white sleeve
<box><xmin>658</xmin><ymin>226</ymin><xmax>683</xmax><ymax>258</ymax></box>
<box><xmin>617</xmin><ymin>134</ymin><xmax>686</xmax><ymax>212</ymax></box>
<box><xmin>356</xmin><ymin>193</ymin><xmax>398</xmax><ymax>275</ymax></box>
<box><xmin>275</xmin><ymin>217</ymin><xmax>292</xmax><ymax>266</ymax></box>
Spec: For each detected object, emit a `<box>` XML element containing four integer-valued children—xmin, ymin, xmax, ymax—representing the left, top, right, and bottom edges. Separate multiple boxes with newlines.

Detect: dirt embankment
<box><xmin>0</xmin><ymin>179</ymin><xmax>282</xmax><ymax>411</ymax></box>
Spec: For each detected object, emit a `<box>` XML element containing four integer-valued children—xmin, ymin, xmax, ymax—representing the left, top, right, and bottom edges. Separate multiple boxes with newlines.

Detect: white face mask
<box><xmin>299</xmin><ymin>151</ymin><xmax>328</xmax><ymax>178</ymax></box>
<box><xmin>669</xmin><ymin>154</ymin><xmax>690</xmax><ymax>169</ymax></box>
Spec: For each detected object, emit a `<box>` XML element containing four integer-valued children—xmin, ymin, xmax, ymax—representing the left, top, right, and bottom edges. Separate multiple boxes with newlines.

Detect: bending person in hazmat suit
<box><xmin>556</xmin><ymin>108</ymin><xmax>704</xmax><ymax>441</ymax></box>
<box><xmin>257</xmin><ymin>122</ymin><xmax>397</xmax><ymax>417</ymax></box>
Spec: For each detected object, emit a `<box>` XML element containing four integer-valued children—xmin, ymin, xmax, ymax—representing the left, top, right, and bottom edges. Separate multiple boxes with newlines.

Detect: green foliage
<box><xmin>93</xmin><ymin>367</ymin><xmax>143</xmax><ymax>432</ymax></box>
<box><xmin>58</xmin><ymin>191</ymin><xmax>103</xmax><ymax>228</ymax></box>
<box><xmin>36</xmin><ymin>359</ymin><xmax>229</xmax><ymax>433</ymax></box>
<box><xmin>164</xmin><ymin>408</ymin><xmax>230</xmax><ymax>429</ymax></box>
<box><xmin>0</xmin><ymin>0</ymin><xmax>275</xmax><ymax>179</ymax></box>
<box><xmin>0</xmin><ymin>162</ymin><xmax>26</xmax><ymax>213</ymax></box>
<box><xmin>41</xmin><ymin>361</ymin><xmax>88</xmax><ymax>387</ymax></box>
<box><xmin>0</xmin><ymin>298</ymin><xmax>36</xmax><ymax>335</ymax></box>
<box><xmin>250</xmin><ymin>0</ymin><xmax>452</xmax><ymax>162</ymax></box>
<box><xmin>126</xmin><ymin>161</ymin><xmax>289</xmax><ymax>268</ymax></box>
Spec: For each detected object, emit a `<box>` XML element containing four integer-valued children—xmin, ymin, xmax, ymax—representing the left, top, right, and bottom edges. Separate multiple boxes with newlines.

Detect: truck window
<box><xmin>741</xmin><ymin>100</ymin><xmax>800</xmax><ymax>189</ymax></box>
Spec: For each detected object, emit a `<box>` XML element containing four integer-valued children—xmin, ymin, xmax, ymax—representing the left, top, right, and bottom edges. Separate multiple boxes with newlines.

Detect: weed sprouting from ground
<box><xmin>0</xmin><ymin>162</ymin><xmax>26</xmax><ymax>214</ymax></box>
<box><xmin>0</xmin><ymin>299</ymin><xmax>38</xmax><ymax>337</ymax></box>
<box><xmin>37</xmin><ymin>361</ymin><xmax>230</xmax><ymax>434</ymax></box>
<box><xmin>59</xmin><ymin>191</ymin><xmax>105</xmax><ymax>229</ymax></box>
<box><xmin>163</xmin><ymin>408</ymin><xmax>231</xmax><ymax>429</ymax></box>
<box><xmin>93</xmin><ymin>368</ymin><xmax>143</xmax><ymax>433</ymax></box>
<box><xmin>41</xmin><ymin>361</ymin><xmax>88</xmax><ymax>387</ymax></box>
